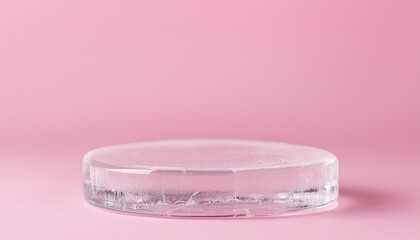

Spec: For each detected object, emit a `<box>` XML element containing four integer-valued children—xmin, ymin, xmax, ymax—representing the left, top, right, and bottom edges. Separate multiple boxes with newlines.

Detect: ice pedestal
<box><xmin>83</xmin><ymin>140</ymin><xmax>338</xmax><ymax>217</ymax></box>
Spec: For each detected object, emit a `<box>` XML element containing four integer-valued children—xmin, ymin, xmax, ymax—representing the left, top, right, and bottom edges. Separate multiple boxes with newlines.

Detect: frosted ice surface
<box><xmin>83</xmin><ymin>139</ymin><xmax>338</xmax><ymax>217</ymax></box>
<box><xmin>84</xmin><ymin>139</ymin><xmax>336</xmax><ymax>171</ymax></box>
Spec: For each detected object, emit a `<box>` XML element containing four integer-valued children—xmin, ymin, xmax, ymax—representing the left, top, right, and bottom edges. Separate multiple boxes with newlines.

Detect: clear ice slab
<box><xmin>83</xmin><ymin>140</ymin><xmax>338</xmax><ymax>217</ymax></box>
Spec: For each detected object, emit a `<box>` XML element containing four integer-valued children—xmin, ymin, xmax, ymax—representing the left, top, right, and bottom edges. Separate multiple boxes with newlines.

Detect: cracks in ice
<box><xmin>85</xmin><ymin>183</ymin><xmax>338</xmax><ymax>216</ymax></box>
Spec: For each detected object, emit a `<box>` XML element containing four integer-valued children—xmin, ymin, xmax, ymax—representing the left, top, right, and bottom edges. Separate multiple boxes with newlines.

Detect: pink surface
<box><xmin>1</xmin><ymin>0</ymin><xmax>419</xmax><ymax>239</ymax></box>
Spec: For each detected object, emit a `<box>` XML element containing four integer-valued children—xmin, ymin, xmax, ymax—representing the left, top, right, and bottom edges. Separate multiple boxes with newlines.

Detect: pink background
<box><xmin>1</xmin><ymin>1</ymin><xmax>419</xmax><ymax>239</ymax></box>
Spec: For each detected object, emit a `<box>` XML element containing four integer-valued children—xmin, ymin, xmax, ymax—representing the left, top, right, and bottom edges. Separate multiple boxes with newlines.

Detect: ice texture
<box><xmin>83</xmin><ymin>140</ymin><xmax>338</xmax><ymax>217</ymax></box>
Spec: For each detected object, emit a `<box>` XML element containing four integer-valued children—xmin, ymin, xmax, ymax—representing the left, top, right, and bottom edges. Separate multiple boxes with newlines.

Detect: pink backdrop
<box><xmin>1</xmin><ymin>1</ymin><xmax>419</xmax><ymax>239</ymax></box>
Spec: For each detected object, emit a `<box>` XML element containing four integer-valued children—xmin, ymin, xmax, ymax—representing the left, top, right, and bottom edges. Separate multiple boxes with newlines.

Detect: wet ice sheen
<box><xmin>83</xmin><ymin>139</ymin><xmax>338</xmax><ymax>217</ymax></box>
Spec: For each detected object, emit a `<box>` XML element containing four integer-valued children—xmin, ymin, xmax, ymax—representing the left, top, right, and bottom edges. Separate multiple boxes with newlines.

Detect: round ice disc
<box><xmin>82</xmin><ymin>139</ymin><xmax>338</xmax><ymax>217</ymax></box>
